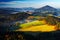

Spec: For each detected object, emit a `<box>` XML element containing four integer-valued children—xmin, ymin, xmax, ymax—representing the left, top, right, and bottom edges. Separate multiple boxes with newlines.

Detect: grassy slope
<box><xmin>16</xmin><ymin>20</ymin><xmax>57</xmax><ymax>32</ymax></box>
<box><xmin>19</xmin><ymin>25</ymin><xmax>57</xmax><ymax>32</ymax></box>
<box><xmin>20</xmin><ymin>20</ymin><xmax>45</xmax><ymax>28</ymax></box>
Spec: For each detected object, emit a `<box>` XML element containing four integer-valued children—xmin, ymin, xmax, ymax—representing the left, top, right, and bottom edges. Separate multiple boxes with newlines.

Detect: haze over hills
<box><xmin>32</xmin><ymin>5</ymin><xmax>60</xmax><ymax>16</ymax></box>
<box><xmin>35</xmin><ymin>5</ymin><xmax>58</xmax><ymax>12</ymax></box>
<box><xmin>0</xmin><ymin>7</ymin><xmax>35</xmax><ymax>14</ymax></box>
<box><xmin>0</xmin><ymin>5</ymin><xmax>60</xmax><ymax>15</ymax></box>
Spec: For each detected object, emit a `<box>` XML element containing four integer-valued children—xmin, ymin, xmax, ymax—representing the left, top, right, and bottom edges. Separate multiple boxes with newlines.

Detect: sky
<box><xmin>0</xmin><ymin>0</ymin><xmax>60</xmax><ymax>8</ymax></box>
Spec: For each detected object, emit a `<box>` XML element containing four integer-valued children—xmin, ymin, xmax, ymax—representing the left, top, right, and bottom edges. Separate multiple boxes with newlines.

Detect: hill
<box><xmin>33</xmin><ymin>5</ymin><xmax>58</xmax><ymax>16</ymax></box>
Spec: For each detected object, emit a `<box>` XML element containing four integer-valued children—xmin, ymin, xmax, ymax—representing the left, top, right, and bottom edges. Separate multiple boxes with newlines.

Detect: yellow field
<box><xmin>16</xmin><ymin>20</ymin><xmax>57</xmax><ymax>32</ymax></box>
<box><xmin>17</xmin><ymin>24</ymin><xmax>57</xmax><ymax>32</ymax></box>
<box><xmin>20</xmin><ymin>20</ymin><xmax>45</xmax><ymax>28</ymax></box>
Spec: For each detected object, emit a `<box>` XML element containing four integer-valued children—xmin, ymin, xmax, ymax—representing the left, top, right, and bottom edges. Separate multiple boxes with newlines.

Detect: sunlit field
<box><xmin>20</xmin><ymin>20</ymin><xmax>45</xmax><ymax>28</ymax></box>
<box><xmin>16</xmin><ymin>20</ymin><xmax>57</xmax><ymax>32</ymax></box>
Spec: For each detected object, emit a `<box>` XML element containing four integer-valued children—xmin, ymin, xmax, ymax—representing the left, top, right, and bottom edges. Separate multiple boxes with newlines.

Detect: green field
<box><xmin>20</xmin><ymin>20</ymin><xmax>45</xmax><ymax>28</ymax></box>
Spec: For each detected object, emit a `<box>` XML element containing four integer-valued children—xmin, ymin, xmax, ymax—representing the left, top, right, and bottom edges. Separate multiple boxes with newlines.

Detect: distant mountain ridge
<box><xmin>38</xmin><ymin>5</ymin><xmax>57</xmax><ymax>10</ymax></box>
<box><xmin>35</xmin><ymin>5</ymin><xmax>58</xmax><ymax>12</ymax></box>
<box><xmin>0</xmin><ymin>5</ymin><xmax>60</xmax><ymax>15</ymax></box>
<box><xmin>32</xmin><ymin>5</ymin><xmax>60</xmax><ymax>16</ymax></box>
<box><xmin>0</xmin><ymin>7</ymin><xmax>35</xmax><ymax>14</ymax></box>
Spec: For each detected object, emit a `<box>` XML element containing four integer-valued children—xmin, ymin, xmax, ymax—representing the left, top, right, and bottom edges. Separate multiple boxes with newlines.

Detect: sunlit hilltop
<box><xmin>16</xmin><ymin>20</ymin><xmax>57</xmax><ymax>32</ymax></box>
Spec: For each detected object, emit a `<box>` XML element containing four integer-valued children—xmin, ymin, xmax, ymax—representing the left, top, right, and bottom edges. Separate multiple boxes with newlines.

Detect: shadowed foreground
<box><xmin>0</xmin><ymin>31</ymin><xmax>60</xmax><ymax>40</ymax></box>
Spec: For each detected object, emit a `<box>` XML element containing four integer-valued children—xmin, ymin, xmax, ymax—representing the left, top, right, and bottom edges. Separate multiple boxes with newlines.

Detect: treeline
<box><xmin>45</xmin><ymin>16</ymin><xmax>60</xmax><ymax>30</ymax></box>
<box><xmin>0</xmin><ymin>12</ymin><xmax>32</xmax><ymax>23</ymax></box>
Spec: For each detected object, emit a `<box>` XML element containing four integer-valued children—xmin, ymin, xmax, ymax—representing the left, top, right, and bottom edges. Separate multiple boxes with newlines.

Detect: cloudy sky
<box><xmin>0</xmin><ymin>0</ymin><xmax>60</xmax><ymax>8</ymax></box>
